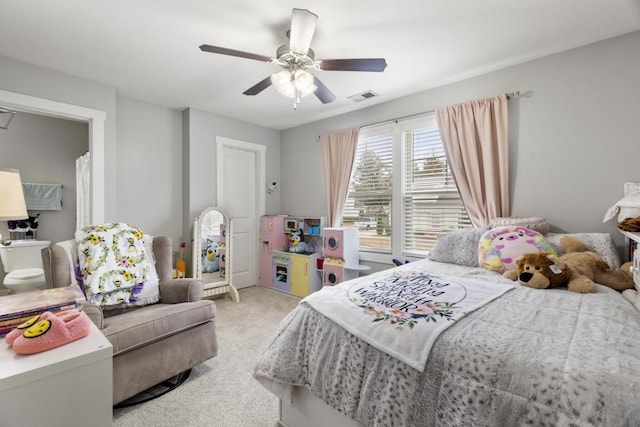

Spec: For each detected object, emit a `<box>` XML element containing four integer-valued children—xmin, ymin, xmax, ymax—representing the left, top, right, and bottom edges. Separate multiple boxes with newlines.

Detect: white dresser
<box><xmin>0</xmin><ymin>322</ymin><xmax>113</xmax><ymax>426</ymax></box>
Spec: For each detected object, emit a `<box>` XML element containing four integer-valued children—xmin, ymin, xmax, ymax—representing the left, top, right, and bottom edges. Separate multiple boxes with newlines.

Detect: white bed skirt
<box><xmin>279</xmin><ymin>386</ymin><xmax>364</xmax><ymax>427</ymax></box>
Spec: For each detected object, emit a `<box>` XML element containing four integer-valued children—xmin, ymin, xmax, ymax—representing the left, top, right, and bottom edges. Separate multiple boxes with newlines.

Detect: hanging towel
<box><xmin>22</xmin><ymin>182</ymin><xmax>63</xmax><ymax>210</ymax></box>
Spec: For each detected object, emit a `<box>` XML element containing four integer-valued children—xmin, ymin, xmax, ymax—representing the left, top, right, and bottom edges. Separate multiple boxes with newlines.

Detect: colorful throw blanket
<box><xmin>303</xmin><ymin>267</ymin><xmax>514</xmax><ymax>371</ymax></box>
<box><xmin>76</xmin><ymin>223</ymin><xmax>158</xmax><ymax>307</ymax></box>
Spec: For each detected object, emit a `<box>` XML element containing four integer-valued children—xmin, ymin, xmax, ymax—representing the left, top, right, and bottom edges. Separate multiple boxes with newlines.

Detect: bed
<box><xmin>254</xmin><ymin>231</ymin><xmax>640</xmax><ymax>427</ymax></box>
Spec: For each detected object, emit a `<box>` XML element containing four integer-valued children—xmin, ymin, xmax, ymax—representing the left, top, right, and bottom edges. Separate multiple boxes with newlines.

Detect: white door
<box><xmin>217</xmin><ymin>137</ymin><xmax>265</xmax><ymax>289</ymax></box>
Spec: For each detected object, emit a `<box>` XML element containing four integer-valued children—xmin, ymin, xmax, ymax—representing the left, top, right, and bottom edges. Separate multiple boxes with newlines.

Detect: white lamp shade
<box><xmin>271</xmin><ymin>70</ymin><xmax>296</xmax><ymax>98</ymax></box>
<box><xmin>293</xmin><ymin>69</ymin><xmax>317</xmax><ymax>96</ymax></box>
<box><xmin>271</xmin><ymin>69</ymin><xmax>317</xmax><ymax>99</ymax></box>
<box><xmin>0</xmin><ymin>168</ymin><xmax>28</xmax><ymax>220</ymax></box>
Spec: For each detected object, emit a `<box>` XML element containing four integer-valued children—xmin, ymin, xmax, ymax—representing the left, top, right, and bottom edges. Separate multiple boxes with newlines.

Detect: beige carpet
<box><xmin>113</xmin><ymin>286</ymin><xmax>299</xmax><ymax>427</ymax></box>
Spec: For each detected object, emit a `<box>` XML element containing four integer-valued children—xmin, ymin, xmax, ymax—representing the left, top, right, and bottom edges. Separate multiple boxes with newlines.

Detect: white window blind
<box><xmin>342</xmin><ymin>124</ymin><xmax>393</xmax><ymax>252</ymax></box>
<box><xmin>402</xmin><ymin>117</ymin><xmax>471</xmax><ymax>256</ymax></box>
<box><xmin>341</xmin><ymin>114</ymin><xmax>470</xmax><ymax>260</ymax></box>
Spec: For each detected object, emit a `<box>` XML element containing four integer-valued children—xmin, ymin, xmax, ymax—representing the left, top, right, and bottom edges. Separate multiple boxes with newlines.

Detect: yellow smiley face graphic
<box><xmin>17</xmin><ymin>314</ymin><xmax>41</xmax><ymax>330</ymax></box>
<box><xmin>23</xmin><ymin>319</ymin><xmax>52</xmax><ymax>338</ymax></box>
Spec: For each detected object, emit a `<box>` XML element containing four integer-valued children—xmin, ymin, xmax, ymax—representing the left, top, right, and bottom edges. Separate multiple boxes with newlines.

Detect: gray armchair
<box><xmin>42</xmin><ymin>236</ymin><xmax>218</xmax><ymax>405</ymax></box>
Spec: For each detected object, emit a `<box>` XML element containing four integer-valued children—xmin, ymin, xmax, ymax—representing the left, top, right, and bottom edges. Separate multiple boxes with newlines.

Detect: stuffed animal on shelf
<box><xmin>288</xmin><ymin>229</ymin><xmax>308</xmax><ymax>253</ymax></box>
<box><xmin>202</xmin><ymin>240</ymin><xmax>220</xmax><ymax>273</ymax></box>
<box><xmin>619</xmin><ymin>216</ymin><xmax>640</xmax><ymax>232</ymax></box>
<box><xmin>503</xmin><ymin>236</ymin><xmax>634</xmax><ymax>293</ymax></box>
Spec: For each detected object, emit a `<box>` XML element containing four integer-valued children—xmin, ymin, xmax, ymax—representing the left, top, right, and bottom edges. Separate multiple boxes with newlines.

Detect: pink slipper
<box><xmin>12</xmin><ymin>310</ymin><xmax>91</xmax><ymax>355</ymax></box>
<box><xmin>5</xmin><ymin>309</ymin><xmax>80</xmax><ymax>346</ymax></box>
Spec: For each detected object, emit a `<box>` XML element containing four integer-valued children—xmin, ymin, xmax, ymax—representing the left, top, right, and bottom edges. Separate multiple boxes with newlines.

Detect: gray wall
<box><xmin>182</xmin><ymin>107</ymin><xmax>281</xmax><ymax>273</ymax></box>
<box><xmin>115</xmin><ymin>96</ymin><xmax>183</xmax><ymax>244</ymax></box>
<box><xmin>280</xmin><ymin>30</ymin><xmax>640</xmax><ymax>266</ymax></box>
<box><xmin>0</xmin><ymin>55</ymin><xmax>118</xmax><ymax>221</ymax></box>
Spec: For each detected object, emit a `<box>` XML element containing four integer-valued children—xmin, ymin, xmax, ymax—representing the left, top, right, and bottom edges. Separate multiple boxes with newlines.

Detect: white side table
<box><xmin>0</xmin><ymin>322</ymin><xmax>113</xmax><ymax>427</ymax></box>
<box><xmin>620</xmin><ymin>230</ymin><xmax>640</xmax><ymax>261</ymax></box>
<box><xmin>620</xmin><ymin>230</ymin><xmax>640</xmax><ymax>286</ymax></box>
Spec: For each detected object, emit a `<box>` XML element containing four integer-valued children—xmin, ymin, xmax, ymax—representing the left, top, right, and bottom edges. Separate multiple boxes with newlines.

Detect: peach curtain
<box><xmin>436</xmin><ymin>95</ymin><xmax>509</xmax><ymax>227</ymax></box>
<box><xmin>321</xmin><ymin>128</ymin><xmax>359</xmax><ymax>227</ymax></box>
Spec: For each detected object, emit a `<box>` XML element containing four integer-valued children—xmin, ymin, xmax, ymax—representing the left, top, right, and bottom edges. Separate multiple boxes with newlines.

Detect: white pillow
<box><xmin>544</xmin><ymin>232</ymin><xmax>620</xmax><ymax>270</ymax></box>
<box><xmin>490</xmin><ymin>216</ymin><xmax>549</xmax><ymax>234</ymax></box>
<box><xmin>428</xmin><ymin>228</ymin><xmax>488</xmax><ymax>267</ymax></box>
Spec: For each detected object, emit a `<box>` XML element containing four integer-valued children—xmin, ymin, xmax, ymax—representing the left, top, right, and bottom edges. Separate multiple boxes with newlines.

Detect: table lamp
<box><xmin>0</xmin><ymin>168</ymin><xmax>28</xmax><ymax>241</ymax></box>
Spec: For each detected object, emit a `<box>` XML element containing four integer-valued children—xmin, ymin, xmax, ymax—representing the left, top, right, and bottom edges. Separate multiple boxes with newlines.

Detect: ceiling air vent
<box><xmin>348</xmin><ymin>90</ymin><xmax>379</xmax><ymax>103</ymax></box>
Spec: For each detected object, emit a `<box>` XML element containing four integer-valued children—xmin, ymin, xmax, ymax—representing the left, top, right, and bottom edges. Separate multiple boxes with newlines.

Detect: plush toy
<box><xmin>503</xmin><ymin>236</ymin><xmax>634</xmax><ymax>293</ymax></box>
<box><xmin>202</xmin><ymin>240</ymin><xmax>220</xmax><ymax>273</ymax></box>
<box><xmin>478</xmin><ymin>225</ymin><xmax>556</xmax><ymax>273</ymax></box>
<box><xmin>288</xmin><ymin>229</ymin><xmax>309</xmax><ymax>253</ymax></box>
<box><xmin>619</xmin><ymin>217</ymin><xmax>640</xmax><ymax>232</ymax></box>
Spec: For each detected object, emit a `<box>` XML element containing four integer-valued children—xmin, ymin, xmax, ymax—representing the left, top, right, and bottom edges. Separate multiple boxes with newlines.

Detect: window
<box><xmin>342</xmin><ymin>114</ymin><xmax>470</xmax><ymax>261</ymax></box>
<box><xmin>341</xmin><ymin>124</ymin><xmax>393</xmax><ymax>253</ymax></box>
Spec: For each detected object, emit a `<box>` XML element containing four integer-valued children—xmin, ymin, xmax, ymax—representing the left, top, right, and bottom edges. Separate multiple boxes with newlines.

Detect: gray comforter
<box><xmin>254</xmin><ymin>260</ymin><xmax>640</xmax><ymax>427</ymax></box>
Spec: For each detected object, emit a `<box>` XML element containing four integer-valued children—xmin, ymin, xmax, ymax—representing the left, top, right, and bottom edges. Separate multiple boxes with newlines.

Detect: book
<box><xmin>0</xmin><ymin>305</ymin><xmax>80</xmax><ymax>337</ymax></box>
<box><xmin>0</xmin><ymin>284</ymin><xmax>85</xmax><ymax>322</ymax></box>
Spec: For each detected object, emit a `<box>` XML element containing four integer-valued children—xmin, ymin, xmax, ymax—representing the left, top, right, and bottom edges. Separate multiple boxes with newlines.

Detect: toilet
<box><xmin>0</xmin><ymin>240</ymin><xmax>51</xmax><ymax>293</ymax></box>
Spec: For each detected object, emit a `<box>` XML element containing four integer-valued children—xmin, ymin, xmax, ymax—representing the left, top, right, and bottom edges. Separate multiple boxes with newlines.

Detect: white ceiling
<box><xmin>1</xmin><ymin>0</ymin><xmax>639</xmax><ymax>130</ymax></box>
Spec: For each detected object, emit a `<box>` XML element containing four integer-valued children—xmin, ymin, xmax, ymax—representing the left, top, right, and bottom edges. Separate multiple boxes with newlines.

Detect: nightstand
<box><xmin>0</xmin><ymin>322</ymin><xmax>113</xmax><ymax>426</ymax></box>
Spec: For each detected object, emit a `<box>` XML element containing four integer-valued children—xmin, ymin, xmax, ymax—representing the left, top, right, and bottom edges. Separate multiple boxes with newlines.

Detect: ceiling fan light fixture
<box><xmin>271</xmin><ymin>70</ymin><xmax>295</xmax><ymax>98</ymax></box>
<box><xmin>271</xmin><ymin>69</ymin><xmax>316</xmax><ymax>99</ymax></box>
<box><xmin>293</xmin><ymin>69</ymin><xmax>316</xmax><ymax>96</ymax></box>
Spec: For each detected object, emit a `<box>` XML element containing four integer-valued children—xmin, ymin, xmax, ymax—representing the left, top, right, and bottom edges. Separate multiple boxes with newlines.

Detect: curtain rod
<box><xmin>315</xmin><ymin>90</ymin><xmax>520</xmax><ymax>141</ymax></box>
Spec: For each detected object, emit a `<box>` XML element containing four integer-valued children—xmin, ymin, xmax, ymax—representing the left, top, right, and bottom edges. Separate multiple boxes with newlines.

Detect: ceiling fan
<box><xmin>199</xmin><ymin>8</ymin><xmax>387</xmax><ymax>108</ymax></box>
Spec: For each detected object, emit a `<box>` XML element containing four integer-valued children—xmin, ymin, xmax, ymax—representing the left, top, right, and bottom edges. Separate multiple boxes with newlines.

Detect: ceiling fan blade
<box><xmin>289</xmin><ymin>8</ymin><xmax>318</xmax><ymax>55</ymax></box>
<box><xmin>243</xmin><ymin>76</ymin><xmax>273</xmax><ymax>96</ymax></box>
<box><xmin>318</xmin><ymin>58</ymin><xmax>388</xmax><ymax>72</ymax></box>
<box><xmin>313</xmin><ymin>76</ymin><xmax>336</xmax><ymax>104</ymax></box>
<box><xmin>199</xmin><ymin>44</ymin><xmax>272</xmax><ymax>63</ymax></box>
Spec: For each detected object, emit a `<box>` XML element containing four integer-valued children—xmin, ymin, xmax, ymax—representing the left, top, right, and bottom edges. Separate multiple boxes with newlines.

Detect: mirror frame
<box><xmin>193</xmin><ymin>206</ymin><xmax>239</xmax><ymax>302</ymax></box>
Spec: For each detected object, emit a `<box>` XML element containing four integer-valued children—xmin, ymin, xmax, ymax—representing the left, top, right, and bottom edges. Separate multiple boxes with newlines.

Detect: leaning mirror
<box><xmin>193</xmin><ymin>207</ymin><xmax>239</xmax><ymax>302</ymax></box>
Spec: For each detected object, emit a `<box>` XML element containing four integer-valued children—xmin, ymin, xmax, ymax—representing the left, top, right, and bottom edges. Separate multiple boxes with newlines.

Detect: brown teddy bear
<box><xmin>503</xmin><ymin>236</ymin><xmax>634</xmax><ymax>293</ymax></box>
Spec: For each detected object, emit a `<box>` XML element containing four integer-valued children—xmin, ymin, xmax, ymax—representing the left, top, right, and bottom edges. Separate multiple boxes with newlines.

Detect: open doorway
<box><xmin>0</xmin><ymin>111</ymin><xmax>88</xmax><ymax>243</ymax></box>
<box><xmin>0</xmin><ymin>90</ymin><xmax>106</xmax><ymax>224</ymax></box>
